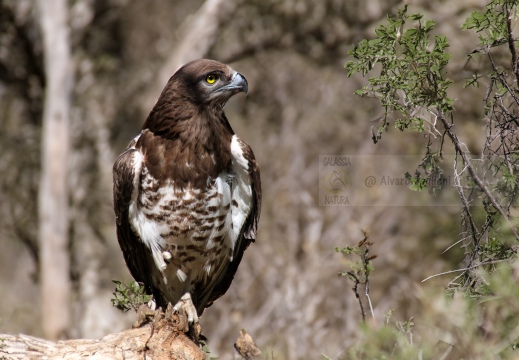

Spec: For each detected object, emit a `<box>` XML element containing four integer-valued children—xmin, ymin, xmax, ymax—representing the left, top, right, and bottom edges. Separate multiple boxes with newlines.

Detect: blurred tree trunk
<box><xmin>37</xmin><ymin>0</ymin><xmax>73</xmax><ymax>340</ymax></box>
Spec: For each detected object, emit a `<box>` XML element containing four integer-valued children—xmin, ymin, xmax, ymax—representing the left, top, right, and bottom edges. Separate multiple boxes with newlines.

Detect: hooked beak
<box><xmin>214</xmin><ymin>72</ymin><xmax>248</xmax><ymax>95</ymax></box>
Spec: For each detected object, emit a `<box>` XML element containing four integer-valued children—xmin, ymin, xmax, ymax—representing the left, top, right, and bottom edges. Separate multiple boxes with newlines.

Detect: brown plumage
<box><xmin>113</xmin><ymin>59</ymin><xmax>261</xmax><ymax>320</ymax></box>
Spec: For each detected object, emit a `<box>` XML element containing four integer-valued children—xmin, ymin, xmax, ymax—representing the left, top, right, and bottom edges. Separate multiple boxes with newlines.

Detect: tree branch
<box><xmin>505</xmin><ymin>4</ymin><xmax>519</xmax><ymax>88</ymax></box>
<box><xmin>437</xmin><ymin>111</ymin><xmax>519</xmax><ymax>241</ymax></box>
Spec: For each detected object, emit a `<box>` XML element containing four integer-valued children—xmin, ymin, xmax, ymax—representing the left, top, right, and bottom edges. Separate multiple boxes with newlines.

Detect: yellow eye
<box><xmin>205</xmin><ymin>74</ymin><xmax>217</xmax><ymax>84</ymax></box>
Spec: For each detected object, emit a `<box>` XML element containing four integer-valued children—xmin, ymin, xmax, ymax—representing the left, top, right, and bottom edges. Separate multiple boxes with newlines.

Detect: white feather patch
<box><xmin>204</xmin><ymin>263</ymin><xmax>212</xmax><ymax>275</ymax></box>
<box><xmin>230</xmin><ymin>135</ymin><xmax>250</xmax><ymax>170</ymax></box>
<box><xmin>127</xmin><ymin>149</ymin><xmax>168</xmax><ymax>277</ymax></box>
<box><xmin>176</xmin><ymin>269</ymin><xmax>187</xmax><ymax>282</ymax></box>
<box><xmin>229</xmin><ymin>135</ymin><xmax>254</xmax><ymax>256</ymax></box>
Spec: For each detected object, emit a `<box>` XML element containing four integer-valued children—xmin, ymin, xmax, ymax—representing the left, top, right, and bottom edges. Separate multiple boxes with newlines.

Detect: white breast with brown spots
<box><xmin>127</xmin><ymin>134</ymin><xmax>252</xmax><ymax>303</ymax></box>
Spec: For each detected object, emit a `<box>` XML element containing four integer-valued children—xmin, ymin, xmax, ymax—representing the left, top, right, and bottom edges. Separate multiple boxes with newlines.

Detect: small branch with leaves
<box><xmin>336</xmin><ymin>231</ymin><xmax>377</xmax><ymax>323</ymax></box>
<box><xmin>111</xmin><ymin>280</ymin><xmax>153</xmax><ymax>313</ymax></box>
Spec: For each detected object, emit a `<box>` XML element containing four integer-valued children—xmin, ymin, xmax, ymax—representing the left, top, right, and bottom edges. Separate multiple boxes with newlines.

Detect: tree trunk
<box><xmin>37</xmin><ymin>0</ymin><xmax>73</xmax><ymax>340</ymax></box>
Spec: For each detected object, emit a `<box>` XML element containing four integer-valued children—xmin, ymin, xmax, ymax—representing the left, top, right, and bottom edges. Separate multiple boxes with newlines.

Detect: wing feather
<box><xmin>113</xmin><ymin>148</ymin><xmax>155</xmax><ymax>293</ymax></box>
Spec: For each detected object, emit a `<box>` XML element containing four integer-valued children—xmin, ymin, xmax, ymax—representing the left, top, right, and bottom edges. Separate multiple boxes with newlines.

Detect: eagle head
<box><xmin>169</xmin><ymin>59</ymin><xmax>248</xmax><ymax>108</ymax></box>
<box><xmin>143</xmin><ymin>59</ymin><xmax>249</xmax><ymax>135</ymax></box>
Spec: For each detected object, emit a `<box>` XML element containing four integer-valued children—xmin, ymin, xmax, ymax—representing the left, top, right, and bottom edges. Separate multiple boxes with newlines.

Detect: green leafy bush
<box><xmin>339</xmin><ymin>0</ymin><xmax>519</xmax><ymax>357</ymax></box>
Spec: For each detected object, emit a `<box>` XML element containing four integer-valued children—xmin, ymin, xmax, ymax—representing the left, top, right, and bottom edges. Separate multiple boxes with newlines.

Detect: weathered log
<box><xmin>0</xmin><ymin>310</ymin><xmax>205</xmax><ymax>360</ymax></box>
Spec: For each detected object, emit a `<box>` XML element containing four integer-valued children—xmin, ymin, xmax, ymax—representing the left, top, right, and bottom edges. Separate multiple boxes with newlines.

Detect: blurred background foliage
<box><xmin>0</xmin><ymin>0</ymin><xmax>517</xmax><ymax>358</ymax></box>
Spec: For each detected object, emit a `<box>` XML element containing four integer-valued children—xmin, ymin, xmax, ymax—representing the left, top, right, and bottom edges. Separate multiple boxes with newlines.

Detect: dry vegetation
<box><xmin>0</xmin><ymin>0</ymin><xmax>517</xmax><ymax>359</ymax></box>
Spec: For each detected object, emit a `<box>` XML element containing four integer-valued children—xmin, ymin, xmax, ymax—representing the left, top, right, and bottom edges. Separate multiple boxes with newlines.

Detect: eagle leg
<box><xmin>172</xmin><ymin>292</ymin><xmax>199</xmax><ymax>324</ymax></box>
<box><xmin>171</xmin><ymin>292</ymin><xmax>202</xmax><ymax>341</ymax></box>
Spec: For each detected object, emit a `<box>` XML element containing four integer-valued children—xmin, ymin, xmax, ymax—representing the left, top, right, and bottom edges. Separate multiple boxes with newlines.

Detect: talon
<box><xmin>172</xmin><ymin>293</ymin><xmax>199</xmax><ymax>324</ymax></box>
